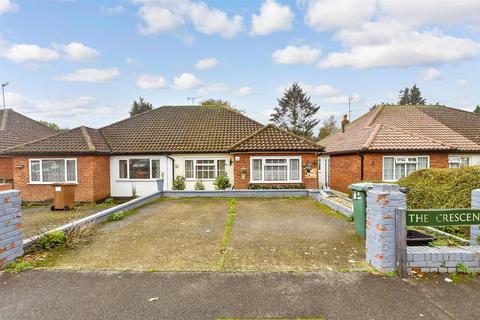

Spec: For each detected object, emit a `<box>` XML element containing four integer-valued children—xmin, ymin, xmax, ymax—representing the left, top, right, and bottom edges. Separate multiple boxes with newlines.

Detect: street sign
<box><xmin>406</xmin><ymin>208</ymin><xmax>480</xmax><ymax>227</ymax></box>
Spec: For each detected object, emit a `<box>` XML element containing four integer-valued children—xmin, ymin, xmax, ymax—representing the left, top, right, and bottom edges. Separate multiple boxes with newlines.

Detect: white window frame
<box><xmin>184</xmin><ymin>158</ymin><xmax>228</xmax><ymax>181</ymax></box>
<box><xmin>448</xmin><ymin>155</ymin><xmax>471</xmax><ymax>168</ymax></box>
<box><xmin>250</xmin><ymin>156</ymin><xmax>302</xmax><ymax>183</ymax></box>
<box><xmin>382</xmin><ymin>155</ymin><xmax>430</xmax><ymax>182</ymax></box>
<box><xmin>29</xmin><ymin>158</ymin><xmax>78</xmax><ymax>184</ymax></box>
<box><xmin>117</xmin><ymin>158</ymin><xmax>162</xmax><ymax>181</ymax></box>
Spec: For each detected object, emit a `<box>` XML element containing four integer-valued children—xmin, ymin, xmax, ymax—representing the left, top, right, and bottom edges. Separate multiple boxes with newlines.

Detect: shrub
<box><xmin>194</xmin><ymin>180</ymin><xmax>205</xmax><ymax>190</ymax></box>
<box><xmin>172</xmin><ymin>176</ymin><xmax>186</xmax><ymax>190</ymax></box>
<box><xmin>247</xmin><ymin>183</ymin><xmax>305</xmax><ymax>190</ymax></box>
<box><xmin>398</xmin><ymin>166</ymin><xmax>480</xmax><ymax>238</ymax></box>
<box><xmin>106</xmin><ymin>211</ymin><xmax>125</xmax><ymax>222</ymax></box>
<box><xmin>4</xmin><ymin>261</ymin><xmax>33</xmax><ymax>273</ymax></box>
<box><xmin>101</xmin><ymin>198</ymin><xmax>115</xmax><ymax>206</ymax></box>
<box><xmin>214</xmin><ymin>174</ymin><xmax>231</xmax><ymax>190</ymax></box>
<box><xmin>37</xmin><ymin>231</ymin><xmax>66</xmax><ymax>250</ymax></box>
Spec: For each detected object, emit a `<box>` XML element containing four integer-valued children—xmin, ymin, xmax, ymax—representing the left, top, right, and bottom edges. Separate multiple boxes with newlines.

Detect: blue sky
<box><xmin>0</xmin><ymin>0</ymin><xmax>479</xmax><ymax>130</ymax></box>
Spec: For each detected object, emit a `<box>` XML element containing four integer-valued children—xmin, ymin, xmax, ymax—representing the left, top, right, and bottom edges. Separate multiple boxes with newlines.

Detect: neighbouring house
<box><xmin>3</xmin><ymin>105</ymin><xmax>323</xmax><ymax>202</ymax></box>
<box><xmin>0</xmin><ymin>109</ymin><xmax>57</xmax><ymax>189</ymax></box>
<box><xmin>318</xmin><ymin>105</ymin><xmax>480</xmax><ymax>193</ymax></box>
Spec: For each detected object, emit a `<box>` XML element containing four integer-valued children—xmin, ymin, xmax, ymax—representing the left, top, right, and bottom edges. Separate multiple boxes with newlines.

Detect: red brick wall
<box><xmin>12</xmin><ymin>155</ymin><xmax>110</xmax><ymax>203</ymax></box>
<box><xmin>232</xmin><ymin>153</ymin><xmax>319</xmax><ymax>189</ymax></box>
<box><xmin>0</xmin><ymin>157</ymin><xmax>13</xmax><ymax>181</ymax></box>
<box><xmin>329</xmin><ymin>152</ymin><xmax>449</xmax><ymax>193</ymax></box>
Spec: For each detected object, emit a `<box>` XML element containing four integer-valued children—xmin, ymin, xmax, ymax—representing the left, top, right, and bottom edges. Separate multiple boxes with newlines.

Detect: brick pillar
<box><xmin>0</xmin><ymin>190</ymin><xmax>23</xmax><ymax>268</ymax></box>
<box><xmin>471</xmin><ymin>189</ymin><xmax>480</xmax><ymax>246</ymax></box>
<box><xmin>365</xmin><ymin>184</ymin><xmax>406</xmax><ymax>273</ymax></box>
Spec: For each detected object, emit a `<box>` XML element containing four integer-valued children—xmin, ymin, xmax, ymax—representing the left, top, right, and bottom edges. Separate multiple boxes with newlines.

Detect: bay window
<box><xmin>383</xmin><ymin>156</ymin><xmax>429</xmax><ymax>181</ymax></box>
<box><xmin>448</xmin><ymin>156</ymin><xmax>470</xmax><ymax>168</ymax></box>
<box><xmin>118</xmin><ymin>158</ymin><xmax>163</xmax><ymax>180</ymax></box>
<box><xmin>29</xmin><ymin>159</ymin><xmax>77</xmax><ymax>183</ymax></box>
<box><xmin>184</xmin><ymin>159</ymin><xmax>227</xmax><ymax>180</ymax></box>
<box><xmin>251</xmin><ymin>156</ymin><xmax>301</xmax><ymax>183</ymax></box>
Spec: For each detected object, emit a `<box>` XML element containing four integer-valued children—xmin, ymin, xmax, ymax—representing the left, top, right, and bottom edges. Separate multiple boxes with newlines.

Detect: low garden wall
<box><xmin>316</xmin><ymin>194</ymin><xmax>353</xmax><ymax>217</ymax></box>
<box><xmin>0</xmin><ymin>190</ymin><xmax>23</xmax><ymax>268</ymax></box>
<box><xmin>161</xmin><ymin>189</ymin><xmax>321</xmax><ymax>198</ymax></box>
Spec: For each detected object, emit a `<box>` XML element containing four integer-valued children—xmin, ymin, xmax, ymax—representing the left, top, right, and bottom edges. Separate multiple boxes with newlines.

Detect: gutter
<box><xmin>359</xmin><ymin>153</ymin><xmax>365</xmax><ymax>180</ymax></box>
<box><xmin>166</xmin><ymin>155</ymin><xmax>175</xmax><ymax>186</ymax></box>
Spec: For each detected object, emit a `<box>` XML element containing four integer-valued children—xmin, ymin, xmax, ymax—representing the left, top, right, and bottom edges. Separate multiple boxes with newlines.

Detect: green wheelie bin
<box><xmin>348</xmin><ymin>183</ymin><xmax>373</xmax><ymax>238</ymax></box>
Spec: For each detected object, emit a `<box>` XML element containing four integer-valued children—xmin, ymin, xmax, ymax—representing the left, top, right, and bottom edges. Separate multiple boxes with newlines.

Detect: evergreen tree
<box><xmin>200</xmin><ymin>99</ymin><xmax>245</xmax><ymax>114</ymax></box>
<box><xmin>398</xmin><ymin>85</ymin><xmax>426</xmax><ymax>105</ymax></box>
<box><xmin>270</xmin><ymin>83</ymin><xmax>320</xmax><ymax>139</ymax></box>
<box><xmin>39</xmin><ymin>121</ymin><xmax>68</xmax><ymax>132</ymax></box>
<box><xmin>318</xmin><ymin>115</ymin><xmax>338</xmax><ymax>140</ymax></box>
<box><xmin>474</xmin><ymin>105</ymin><xmax>480</xmax><ymax>114</ymax></box>
<box><xmin>130</xmin><ymin>97</ymin><xmax>153</xmax><ymax>117</ymax></box>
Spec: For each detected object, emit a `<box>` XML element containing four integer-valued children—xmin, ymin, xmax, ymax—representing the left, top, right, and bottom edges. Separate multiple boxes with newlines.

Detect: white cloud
<box><xmin>195</xmin><ymin>57</ymin><xmax>218</xmax><ymax>70</ymax></box>
<box><xmin>299</xmin><ymin>83</ymin><xmax>341</xmax><ymax>96</ymax></box>
<box><xmin>250</xmin><ymin>0</ymin><xmax>293</xmax><ymax>36</ymax></box>
<box><xmin>378</xmin><ymin>0</ymin><xmax>480</xmax><ymax>27</ymax></box>
<box><xmin>59</xmin><ymin>67</ymin><xmax>120</xmax><ymax>83</ymax></box>
<box><xmin>197</xmin><ymin>83</ymin><xmax>229</xmax><ymax>94</ymax></box>
<box><xmin>135</xmin><ymin>0</ymin><xmax>244</xmax><ymax>38</ymax></box>
<box><xmin>323</xmin><ymin>94</ymin><xmax>361</xmax><ymax>104</ymax></box>
<box><xmin>138</xmin><ymin>5</ymin><xmax>185</xmax><ymax>34</ymax></box>
<box><xmin>173</xmin><ymin>73</ymin><xmax>201</xmax><ymax>90</ymax></box>
<box><xmin>55</xmin><ymin>42</ymin><xmax>100</xmax><ymax>62</ymax></box>
<box><xmin>235</xmin><ymin>86</ymin><xmax>254</xmax><ymax>96</ymax></box>
<box><xmin>456</xmin><ymin>79</ymin><xmax>468</xmax><ymax>86</ymax></box>
<box><xmin>319</xmin><ymin>23</ymin><xmax>480</xmax><ymax>69</ymax></box>
<box><xmin>136</xmin><ymin>75</ymin><xmax>167</xmax><ymax>89</ymax></box>
<box><xmin>0</xmin><ymin>0</ymin><xmax>17</xmax><ymax>15</ymax></box>
<box><xmin>272</xmin><ymin>45</ymin><xmax>321</xmax><ymax>64</ymax></box>
<box><xmin>423</xmin><ymin>68</ymin><xmax>441</xmax><ymax>81</ymax></box>
<box><xmin>1</xmin><ymin>43</ymin><xmax>59</xmax><ymax>63</ymax></box>
<box><xmin>126</xmin><ymin>57</ymin><xmax>142</xmax><ymax>67</ymax></box>
<box><xmin>305</xmin><ymin>0</ymin><xmax>377</xmax><ymax>31</ymax></box>
<box><xmin>100</xmin><ymin>5</ymin><xmax>125</xmax><ymax>16</ymax></box>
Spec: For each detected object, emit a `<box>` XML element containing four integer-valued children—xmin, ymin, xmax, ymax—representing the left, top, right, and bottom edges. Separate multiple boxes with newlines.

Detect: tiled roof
<box><xmin>229</xmin><ymin>124</ymin><xmax>323</xmax><ymax>152</ymax></box>
<box><xmin>0</xmin><ymin>109</ymin><xmax>56</xmax><ymax>151</ymax></box>
<box><xmin>4</xmin><ymin>106</ymin><xmax>266</xmax><ymax>155</ymax></box>
<box><xmin>100</xmin><ymin>105</ymin><xmax>263</xmax><ymax>154</ymax></box>
<box><xmin>3</xmin><ymin>126</ymin><xmax>110</xmax><ymax>155</ymax></box>
<box><xmin>319</xmin><ymin>105</ymin><xmax>480</xmax><ymax>154</ymax></box>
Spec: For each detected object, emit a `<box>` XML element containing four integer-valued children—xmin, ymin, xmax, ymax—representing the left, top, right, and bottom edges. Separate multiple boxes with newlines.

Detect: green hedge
<box><xmin>398</xmin><ymin>166</ymin><xmax>480</xmax><ymax>239</ymax></box>
<box><xmin>247</xmin><ymin>183</ymin><xmax>305</xmax><ymax>190</ymax></box>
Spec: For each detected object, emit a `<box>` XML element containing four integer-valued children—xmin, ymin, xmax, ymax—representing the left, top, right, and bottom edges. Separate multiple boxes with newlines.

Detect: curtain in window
<box><xmin>119</xmin><ymin>160</ymin><xmax>128</xmax><ymax>179</ymax></box>
<box><xmin>30</xmin><ymin>160</ymin><xmax>40</xmax><ymax>182</ymax></box>
<box><xmin>185</xmin><ymin>160</ymin><xmax>194</xmax><ymax>179</ymax></box>
<box><xmin>66</xmin><ymin>160</ymin><xmax>76</xmax><ymax>182</ymax></box>
<box><xmin>129</xmin><ymin>159</ymin><xmax>150</xmax><ymax>179</ymax></box>
<box><xmin>289</xmin><ymin>159</ymin><xmax>300</xmax><ymax>180</ymax></box>
<box><xmin>151</xmin><ymin>160</ymin><xmax>161</xmax><ymax>179</ymax></box>
<box><xmin>252</xmin><ymin>159</ymin><xmax>262</xmax><ymax>181</ymax></box>
<box><xmin>418</xmin><ymin>157</ymin><xmax>428</xmax><ymax>170</ymax></box>
<box><xmin>196</xmin><ymin>160</ymin><xmax>215</xmax><ymax>179</ymax></box>
<box><xmin>383</xmin><ymin>157</ymin><xmax>394</xmax><ymax>180</ymax></box>
<box><xmin>217</xmin><ymin>160</ymin><xmax>226</xmax><ymax>176</ymax></box>
<box><xmin>42</xmin><ymin>160</ymin><xmax>65</xmax><ymax>182</ymax></box>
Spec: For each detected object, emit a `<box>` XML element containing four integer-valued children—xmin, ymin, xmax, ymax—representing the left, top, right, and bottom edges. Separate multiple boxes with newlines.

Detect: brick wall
<box><xmin>0</xmin><ymin>190</ymin><xmax>23</xmax><ymax>268</ymax></box>
<box><xmin>12</xmin><ymin>155</ymin><xmax>110</xmax><ymax>203</ymax></box>
<box><xmin>330</xmin><ymin>152</ymin><xmax>449</xmax><ymax>193</ymax></box>
<box><xmin>232</xmin><ymin>153</ymin><xmax>319</xmax><ymax>189</ymax></box>
<box><xmin>0</xmin><ymin>157</ymin><xmax>13</xmax><ymax>182</ymax></box>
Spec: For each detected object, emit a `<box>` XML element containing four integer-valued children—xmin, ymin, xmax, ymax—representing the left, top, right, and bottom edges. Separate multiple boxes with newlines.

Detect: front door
<box><xmin>318</xmin><ymin>156</ymin><xmax>330</xmax><ymax>189</ymax></box>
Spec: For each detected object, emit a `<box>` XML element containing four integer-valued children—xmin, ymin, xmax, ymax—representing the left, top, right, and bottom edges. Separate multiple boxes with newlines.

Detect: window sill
<box><xmin>116</xmin><ymin>179</ymin><xmax>162</xmax><ymax>182</ymax></box>
<box><xmin>28</xmin><ymin>182</ymin><xmax>78</xmax><ymax>185</ymax></box>
<box><xmin>250</xmin><ymin>181</ymin><xmax>302</xmax><ymax>184</ymax></box>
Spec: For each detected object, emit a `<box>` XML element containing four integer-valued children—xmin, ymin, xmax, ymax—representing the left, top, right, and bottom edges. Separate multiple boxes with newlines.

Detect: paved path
<box><xmin>1</xmin><ymin>270</ymin><xmax>479</xmax><ymax>320</ymax></box>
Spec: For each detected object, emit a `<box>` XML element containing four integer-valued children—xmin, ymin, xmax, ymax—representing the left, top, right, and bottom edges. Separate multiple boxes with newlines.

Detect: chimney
<box><xmin>341</xmin><ymin>114</ymin><xmax>350</xmax><ymax>132</ymax></box>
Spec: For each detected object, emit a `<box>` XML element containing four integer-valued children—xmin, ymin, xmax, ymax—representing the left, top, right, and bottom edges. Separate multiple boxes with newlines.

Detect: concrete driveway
<box><xmin>30</xmin><ymin>197</ymin><xmax>364</xmax><ymax>272</ymax></box>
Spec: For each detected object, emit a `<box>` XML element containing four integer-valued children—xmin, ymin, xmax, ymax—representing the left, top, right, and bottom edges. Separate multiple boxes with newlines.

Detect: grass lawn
<box><xmin>22</xmin><ymin>203</ymin><xmax>114</xmax><ymax>238</ymax></box>
<box><xmin>27</xmin><ymin>197</ymin><xmax>365</xmax><ymax>272</ymax></box>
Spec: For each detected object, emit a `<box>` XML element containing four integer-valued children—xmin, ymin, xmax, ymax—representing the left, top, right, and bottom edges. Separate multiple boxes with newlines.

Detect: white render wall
<box><xmin>110</xmin><ymin>155</ymin><xmax>171</xmax><ymax>197</ymax></box>
<box><xmin>170</xmin><ymin>154</ymin><xmax>234</xmax><ymax>190</ymax></box>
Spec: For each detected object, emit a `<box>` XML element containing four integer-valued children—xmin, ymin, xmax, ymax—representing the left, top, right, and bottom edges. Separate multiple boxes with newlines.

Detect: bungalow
<box><xmin>3</xmin><ymin>105</ymin><xmax>323</xmax><ymax>202</ymax></box>
<box><xmin>0</xmin><ymin>109</ymin><xmax>56</xmax><ymax>187</ymax></box>
<box><xmin>318</xmin><ymin>105</ymin><xmax>480</xmax><ymax>193</ymax></box>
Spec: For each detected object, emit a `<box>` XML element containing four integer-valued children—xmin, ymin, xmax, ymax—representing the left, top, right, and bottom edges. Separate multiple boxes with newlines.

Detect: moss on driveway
<box><xmin>222</xmin><ymin>198</ymin><xmax>365</xmax><ymax>272</ymax></box>
<box><xmin>40</xmin><ymin>198</ymin><xmax>229</xmax><ymax>271</ymax></box>
<box><xmin>34</xmin><ymin>197</ymin><xmax>364</xmax><ymax>272</ymax></box>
